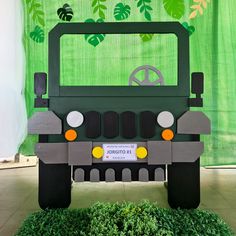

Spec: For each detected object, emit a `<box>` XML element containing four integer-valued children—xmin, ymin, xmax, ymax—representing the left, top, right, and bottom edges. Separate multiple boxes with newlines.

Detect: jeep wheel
<box><xmin>38</xmin><ymin>160</ymin><xmax>71</xmax><ymax>209</ymax></box>
<box><xmin>167</xmin><ymin>159</ymin><xmax>200</xmax><ymax>209</ymax></box>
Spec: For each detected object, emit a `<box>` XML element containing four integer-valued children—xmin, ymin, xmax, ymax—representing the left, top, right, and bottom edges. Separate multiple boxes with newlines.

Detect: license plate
<box><xmin>102</xmin><ymin>143</ymin><xmax>137</xmax><ymax>162</ymax></box>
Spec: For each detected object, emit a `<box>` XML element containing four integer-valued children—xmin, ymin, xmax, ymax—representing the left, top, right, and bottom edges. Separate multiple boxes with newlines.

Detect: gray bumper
<box><xmin>35</xmin><ymin>141</ymin><xmax>204</xmax><ymax>165</ymax></box>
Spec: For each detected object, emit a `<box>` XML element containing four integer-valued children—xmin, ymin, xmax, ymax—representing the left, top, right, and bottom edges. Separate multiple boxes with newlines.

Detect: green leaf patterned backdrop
<box><xmin>21</xmin><ymin>0</ymin><xmax>236</xmax><ymax>166</ymax></box>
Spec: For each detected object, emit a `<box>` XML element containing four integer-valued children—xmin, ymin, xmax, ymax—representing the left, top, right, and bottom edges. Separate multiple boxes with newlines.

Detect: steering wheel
<box><xmin>129</xmin><ymin>65</ymin><xmax>165</xmax><ymax>86</ymax></box>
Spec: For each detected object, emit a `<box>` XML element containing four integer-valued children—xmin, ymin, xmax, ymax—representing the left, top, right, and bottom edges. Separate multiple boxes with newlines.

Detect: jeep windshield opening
<box><xmin>60</xmin><ymin>34</ymin><xmax>177</xmax><ymax>86</ymax></box>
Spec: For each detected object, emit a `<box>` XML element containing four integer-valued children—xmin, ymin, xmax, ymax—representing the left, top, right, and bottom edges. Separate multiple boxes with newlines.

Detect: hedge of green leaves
<box><xmin>15</xmin><ymin>201</ymin><xmax>233</xmax><ymax>236</ymax></box>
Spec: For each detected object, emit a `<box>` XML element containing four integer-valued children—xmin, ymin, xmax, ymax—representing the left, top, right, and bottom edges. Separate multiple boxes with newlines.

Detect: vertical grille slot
<box><xmin>103</xmin><ymin>111</ymin><xmax>119</xmax><ymax>138</ymax></box>
<box><xmin>121</xmin><ymin>111</ymin><xmax>136</xmax><ymax>139</ymax></box>
<box><xmin>85</xmin><ymin>111</ymin><xmax>101</xmax><ymax>138</ymax></box>
<box><xmin>140</xmin><ymin>111</ymin><xmax>156</xmax><ymax>138</ymax></box>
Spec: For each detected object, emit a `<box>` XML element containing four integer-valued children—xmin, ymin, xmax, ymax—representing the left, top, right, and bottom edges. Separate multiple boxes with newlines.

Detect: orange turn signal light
<box><xmin>65</xmin><ymin>129</ymin><xmax>77</xmax><ymax>141</ymax></box>
<box><xmin>161</xmin><ymin>129</ymin><xmax>174</xmax><ymax>141</ymax></box>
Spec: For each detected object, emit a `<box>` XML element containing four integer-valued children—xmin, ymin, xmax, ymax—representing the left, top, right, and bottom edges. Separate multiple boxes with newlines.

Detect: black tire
<box><xmin>38</xmin><ymin>160</ymin><xmax>71</xmax><ymax>209</ymax></box>
<box><xmin>167</xmin><ymin>159</ymin><xmax>200</xmax><ymax>209</ymax></box>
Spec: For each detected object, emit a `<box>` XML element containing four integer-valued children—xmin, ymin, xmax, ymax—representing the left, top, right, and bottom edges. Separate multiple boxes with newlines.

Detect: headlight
<box><xmin>157</xmin><ymin>111</ymin><xmax>174</xmax><ymax>128</ymax></box>
<box><xmin>66</xmin><ymin>111</ymin><xmax>84</xmax><ymax>128</ymax></box>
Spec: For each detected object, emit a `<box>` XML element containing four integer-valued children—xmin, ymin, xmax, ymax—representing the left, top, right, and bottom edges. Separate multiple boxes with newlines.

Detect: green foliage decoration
<box><xmin>30</xmin><ymin>25</ymin><xmax>44</xmax><ymax>43</ymax></box>
<box><xmin>15</xmin><ymin>201</ymin><xmax>234</xmax><ymax>236</ymax></box>
<box><xmin>25</xmin><ymin>0</ymin><xmax>45</xmax><ymax>27</ymax></box>
<box><xmin>57</xmin><ymin>3</ymin><xmax>73</xmax><ymax>22</ymax></box>
<box><xmin>114</xmin><ymin>3</ymin><xmax>131</xmax><ymax>21</ymax></box>
<box><xmin>139</xmin><ymin>34</ymin><xmax>154</xmax><ymax>42</ymax></box>
<box><xmin>189</xmin><ymin>0</ymin><xmax>211</xmax><ymax>19</ymax></box>
<box><xmin>91</xmin><ymin>0</ymin><xmax>107</xmax><ymax>19</ymax></box>
<box><xmin>182</xmin><ymin>22</ymin><xmax>196</xmax><ymax>36</ymax></box>
<box><xmin>135</xmin><ymin>0</ymin><xmax>153</xmax><ymax>21</ymax></box>
<box><xmin>84</xmin><ymin>18</ymin><xmax>106</xmax><ymax>47</ymax></box>
<box><xmin>163</xmin><ymin>0</ymin><xmax>185</xmax><ymax>19</ymax></box>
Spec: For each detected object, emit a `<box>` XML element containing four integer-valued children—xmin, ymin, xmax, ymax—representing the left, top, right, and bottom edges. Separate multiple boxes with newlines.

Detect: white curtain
<box><xmin>0</xmin><ymin>1</ymin><xmax>27</xmax><ymax>159</ymax></box>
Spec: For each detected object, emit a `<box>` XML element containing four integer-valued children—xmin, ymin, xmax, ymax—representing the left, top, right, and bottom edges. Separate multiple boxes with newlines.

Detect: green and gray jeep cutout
<box><xmin>28</xmin><ymin>22</ymin><xmax>211</xmax><ymax>210</ymax></box>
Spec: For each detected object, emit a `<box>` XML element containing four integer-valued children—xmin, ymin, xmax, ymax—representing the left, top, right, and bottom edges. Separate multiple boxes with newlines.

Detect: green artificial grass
<box><xmin>15</xmin><ymin>201</ymin><xmax>233</xmax><ymax>236</ymax></box>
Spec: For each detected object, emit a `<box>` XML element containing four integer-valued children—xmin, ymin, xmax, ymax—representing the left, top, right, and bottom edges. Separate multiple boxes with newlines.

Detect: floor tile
<box><xmin>0</xmin><ymin>210</ymin><xmax>15</xmax><ymax>229</ymax></box>
<box><xmin>0</xmin><ymin>211</ymin><xmax>31</xmax><ymax>236</ymax></box>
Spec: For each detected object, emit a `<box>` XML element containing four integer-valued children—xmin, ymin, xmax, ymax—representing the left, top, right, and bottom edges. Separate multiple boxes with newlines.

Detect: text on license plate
<box><xmin>102</xmin><ymin>143</ymin><xmax>137</xmax><ymax>162</ymax></box>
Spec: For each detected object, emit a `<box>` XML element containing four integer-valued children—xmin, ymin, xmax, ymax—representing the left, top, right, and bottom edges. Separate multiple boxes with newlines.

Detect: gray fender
<box><xmin>35</xmin><ymin>143</ymin><xmax>67</xmax><ymax>164</ymax></box>
<box><xmin>28</xmin><ymin>111</ymin><xmax>62</xmax><ymax>134</ymax></box>
<box><xmin>36</xmin><ymin>141</ymin><xmax>93</xmax><ymax>165</ymax></box>
<box><xmin>177</xmin><ymin>111</ymin><xmax>211</xmax><ymax>134</ymax></box>
<box><xmin>172</xmin><ymin>142</ymin><xmax>204</xmax><ymax>162</ymax></box>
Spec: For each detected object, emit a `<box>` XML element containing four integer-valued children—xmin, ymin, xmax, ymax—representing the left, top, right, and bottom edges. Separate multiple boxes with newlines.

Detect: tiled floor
<box><xmin>0</xmin><ymin>166</ymin><xmax>235</xmax><ymax>235</ymax></box>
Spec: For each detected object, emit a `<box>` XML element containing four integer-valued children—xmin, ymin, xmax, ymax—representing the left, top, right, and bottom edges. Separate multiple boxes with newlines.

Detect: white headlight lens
<box><xmin>157</xmin><ymin>111</ymin><xmax>174</xmax><ymax>128</ymax></box>
<box><xmin>66</xmin><ymin>111</ymin><xmax>84</xmax><ymax>128</ymax></box>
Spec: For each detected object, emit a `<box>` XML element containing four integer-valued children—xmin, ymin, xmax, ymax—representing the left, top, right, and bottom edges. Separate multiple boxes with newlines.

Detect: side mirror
<box><xmin>34</xmin><ymin>73</ymin><xmax>47</xmax><ymax>97</ymax></box>
<box><xmin>189</xmin><ymin>72</ymin><xmax>204</xmax><ymax>107</ymax></box>
<box><xmin>192</xmin><ymin>72</ymin><xmax>204</xmax><ymax>95</ymax></box>
<box><xmin>34</xmin><ymin>73</ymin><xmax>49</xmax><ymax>108</ymax></box>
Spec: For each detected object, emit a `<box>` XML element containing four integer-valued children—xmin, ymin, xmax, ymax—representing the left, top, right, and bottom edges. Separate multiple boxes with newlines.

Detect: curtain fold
<box><xmin>0</xmin><ymin>1</ymin><xmax>26</xmax><ymax>159</ymax></box>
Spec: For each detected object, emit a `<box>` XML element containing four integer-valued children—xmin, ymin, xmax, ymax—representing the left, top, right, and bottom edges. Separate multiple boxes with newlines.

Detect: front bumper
<box><xmin>35</xmin><ymin>141</ymin><xmax>204</xmax><ymax>165</ymax></box>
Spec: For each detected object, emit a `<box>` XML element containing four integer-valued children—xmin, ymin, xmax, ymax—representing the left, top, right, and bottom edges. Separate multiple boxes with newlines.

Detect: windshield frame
<box><xmin>48</xmin><ymin>22</ymin><xmax>190</xmax><ymax>97</ymax></box>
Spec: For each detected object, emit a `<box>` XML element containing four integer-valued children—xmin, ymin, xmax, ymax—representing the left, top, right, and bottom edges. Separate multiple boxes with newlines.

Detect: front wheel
<box><xmin>38</xmin><ymin>160</ymin><xmax>71</xmax><ymax>209</ymax></box>
<box><xmin>167</xmin><ymin>159</ymin><xmax>200</xmax><ymax>209</ymax></box>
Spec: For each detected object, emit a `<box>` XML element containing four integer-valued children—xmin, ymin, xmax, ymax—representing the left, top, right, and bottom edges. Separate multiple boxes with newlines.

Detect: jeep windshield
<box><xmin>48</xmin><ymin>22</ymin><xmax>190</xmax><ymax>96</ymax></box>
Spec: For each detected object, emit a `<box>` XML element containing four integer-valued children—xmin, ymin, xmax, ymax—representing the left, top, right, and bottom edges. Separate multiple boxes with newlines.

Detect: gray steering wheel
<box><xmin>129</xmin><ymin>65</ymin><xmax>165</xmax><ymax>86</ymax></box>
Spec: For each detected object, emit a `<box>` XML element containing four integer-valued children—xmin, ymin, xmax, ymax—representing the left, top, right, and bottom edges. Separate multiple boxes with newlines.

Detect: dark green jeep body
<box><xmin>28</xmin><ymin>22</ymin><xmax>210</xmax><ymax>210</ymax></box>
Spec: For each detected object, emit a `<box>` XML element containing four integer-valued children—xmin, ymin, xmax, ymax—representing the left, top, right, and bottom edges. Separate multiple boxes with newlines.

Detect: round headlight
<box><xmin>157</xmin><ymin>111</ymin><xmax>174</xmax><ymax>128</ymax></box>
<box><xmin>66</xmin><ymin>111</ymin><xmax>84</xmax><ymax>128</ymax></box>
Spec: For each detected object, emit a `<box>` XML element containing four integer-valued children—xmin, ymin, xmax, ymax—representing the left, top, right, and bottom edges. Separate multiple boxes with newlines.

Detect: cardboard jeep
<box><xmin>28</xmin><ymin>22</ymin><xmax>211</xmax><ymax>210</ymax></box>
